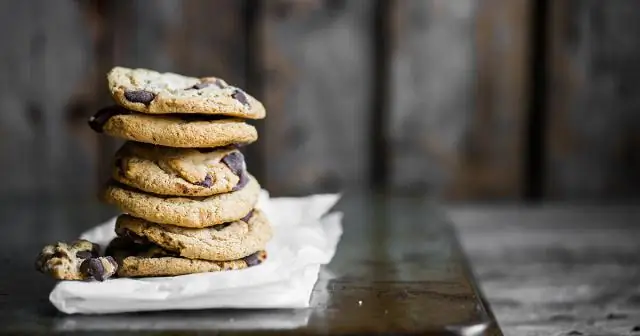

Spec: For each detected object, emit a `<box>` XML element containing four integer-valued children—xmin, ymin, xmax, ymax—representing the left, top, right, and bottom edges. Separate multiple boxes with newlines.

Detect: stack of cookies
<box><xmin>35</xmin><ymin>67</ymin><xmax>272</xmax><ymax>281</ymax></box>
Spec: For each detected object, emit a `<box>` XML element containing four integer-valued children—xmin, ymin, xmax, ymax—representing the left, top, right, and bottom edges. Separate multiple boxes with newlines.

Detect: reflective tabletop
<box><xmin>0</xmin><ymin>194</ymin><xmax>502</xmax><ymax>335</ymax></box>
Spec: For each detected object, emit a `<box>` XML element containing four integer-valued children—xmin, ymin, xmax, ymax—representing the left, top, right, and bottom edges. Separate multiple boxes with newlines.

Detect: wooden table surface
<box><xmin>0</xmin><ymin>195</ymin><xmax>500</xmax><ymax>335</ymax></box>
<box><xmin>450</xmin><ymin>204</ymin><xmax>640</xmax><ymax>336</ymax></box>
<box><xmin>1</xmin><ymin>196</ymin><xmax>638</xmax><ymax>335</ymax></box>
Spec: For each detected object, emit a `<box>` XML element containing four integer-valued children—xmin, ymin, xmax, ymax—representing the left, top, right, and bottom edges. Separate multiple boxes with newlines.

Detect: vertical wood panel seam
<box><xmin>370</xmin><ymin>0</ymin><xmax>395</xmax><ymax>192</ymax></box>
<box><xmin>525</xmin><ymin>0</ymin><xmax>549</xmax><ymax>201</ymax></box>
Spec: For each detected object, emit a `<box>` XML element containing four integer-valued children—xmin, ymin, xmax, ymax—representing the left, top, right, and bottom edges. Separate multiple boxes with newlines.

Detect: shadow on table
<box><xmin>53</xmin><ymin>309</ymin><xmax>311</xmax><ymax>331</ymax></box>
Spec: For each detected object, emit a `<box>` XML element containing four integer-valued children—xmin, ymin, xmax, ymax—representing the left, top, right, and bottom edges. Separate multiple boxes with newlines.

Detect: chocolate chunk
<box><xmin>80</xmin><ymin>258</ymin><xmax>106</xmax><ymax>281</ymax></box>
<box><xmin>196</xmin><ymin>175</ymin><xmax>213</xmax><ymax>188</ymax></box>
<box><xmin>91</xmin><ymin>243</ymin><xmax>101</xmax><ymax>257</ymax></box>
<box><xmin>190</xmin><ymin>82</ymin><xmax>211</xmax><ymax>90</ymax></box>
<box><xmin>243</xmin><ymin>252</ymin><xmax>262</xmax><ymax>267</ymax></box>
<box><xmin>231</xmin><ymin>89</ymin><xmax>249</xmax><ymax>106</ymax></box>
<box><xmin>124</xmin><ymin>90</ymin><xmax>155</xmax><ymax>104</ymax></box>
<box><xmin>106</xmin><ymin>256</ymin><xmax>118</xmax><ymax>270</ymax></box>
<box><xmin>76</xmin><ymin>251</ymin><xmax>93</xmax><ymax>259</ymax></box>
<box><xmin>232</xmin><ymin>171</ymin><xmax>249</xmax><ymax>191</ymax></box>
<box><xmin>222</xmin><ymin>151</ymin><xmax>245</xmax><ymax>176</ymax></box>
<box><xmin>240</xmin><ymin>210</ymin><xmax>254</xmax><ymax>222</ymax></box>
<box><xmin>88</xmin><ymin>106</ymin><xmax>128</xmax><ymax>133</ymax></box>
<box><xmin>189</xmin><ymin>78</ymin><xmax>226</xmax><ymax>90</ymax></box>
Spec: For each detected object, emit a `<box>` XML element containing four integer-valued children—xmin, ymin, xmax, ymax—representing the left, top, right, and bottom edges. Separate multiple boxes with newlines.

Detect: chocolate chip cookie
<box><xmin>102</xmin><ymin>173</ymin><xmax>260</xmax><ymax>228</ymax></box>
<box><xmin>35</xmin><ymin>240</ymin><xmax>117</xmax><ymax>281</ymax></box>
<box><xmin>88</xmin><ymin>106</ymin><xmax>258</xmax><ymax>148</ymax></box>
<box><xmin>107</xmin><ymin>67</ymin><xmax>265</xmax><ymax>119</ymax></box>
<box><xmin>113</xmin><ymin>142</ymin><xmax>247</xmax><ymax>197</ymax></box>
<box><xmin>115</xmin><ymin>208</ymin><xmax>272</xmax><ymax>261</ymax></box>
<box><xmin>105</xmin><ymin>237</ymin><xmax>267</xmax><ymax>278</ymax></box>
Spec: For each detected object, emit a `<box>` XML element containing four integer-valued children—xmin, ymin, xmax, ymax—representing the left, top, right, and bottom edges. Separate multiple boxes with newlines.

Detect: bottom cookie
<box><xmin>105</xmin><ymin>237</ymin><xmax>267</xmax><ymax>278</ymax></box>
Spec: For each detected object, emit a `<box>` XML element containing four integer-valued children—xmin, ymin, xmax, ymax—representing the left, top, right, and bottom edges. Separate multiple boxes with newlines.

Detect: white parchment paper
<box><xmin>49</xmin><ymin>191</ymin><xmax>342</xmax><ymax>314</ymax></box>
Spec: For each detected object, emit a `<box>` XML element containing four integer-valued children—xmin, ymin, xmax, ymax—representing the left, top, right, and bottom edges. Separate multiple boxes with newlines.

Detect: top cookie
<box><xmin>107</xmin><ymin>67</ymin><xmax>266</xmax><ymax>119</ymax></box>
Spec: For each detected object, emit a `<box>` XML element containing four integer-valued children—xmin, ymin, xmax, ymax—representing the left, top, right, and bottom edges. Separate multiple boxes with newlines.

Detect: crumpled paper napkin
<box><xmin>49</xmin><ymin>191</ymin><xmax>342</xmax><ymax>314</ymax></box>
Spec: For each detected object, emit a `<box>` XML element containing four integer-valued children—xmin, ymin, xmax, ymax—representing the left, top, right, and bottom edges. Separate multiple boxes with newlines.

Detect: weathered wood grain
<box><xmin>0</xmin><ymin>0</ymin><xmax>95</xmax><ymax>198</ymax></box>
<box><xmin>3</xmin><ymin>0</ymin><xmax>640</xmax><ymax>201</ymax></box>
<box><xmin>388</xmin><ymin>0</ymin><xmax>532</xmax><ymax>201</ymax></box>
<box><xmin>546</xmin><ymin>0</ymin><xmax>640</xmax><ymax>200</ymax></box>
<box><xmin>463</xmin><ymin>0</ymin><xmax>532</xmax><ymax>200</ymax></box>
<box><xmin>257</xmin><ymin>0</ymin><xmax>373</xmax><ymax>196</ymax></box>
<box><xmin>450</xmin><ymin>205</ymin><xmax>640</xmax><ymax>336</ymax></box>
<box><xmin>172</xmin><ymin>0</ymin><xmax>246</xmax><ymax>85</ymax></box>
<box><xmin>388</xmin><ymin>0</ymin><xmax>474</xmax><ymax>196</ymax></box>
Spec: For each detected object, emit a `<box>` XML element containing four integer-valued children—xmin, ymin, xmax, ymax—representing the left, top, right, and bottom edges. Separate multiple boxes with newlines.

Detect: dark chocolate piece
<box><xmin>240</xmin><ymin>210</ymin><xmax>254</xmax><ymax>223</ymax></box>
<box><xmin>189</xmin><ymin>78</ymin><xmax>226</xmax><ymax>90</ymax></box>
<box><xmin>243</xmin><ymin>252</ymin><xmax>262</xmax><ymax>267</ymax></box>
<box><xmin>106</xmin><ymin>256</ymin><xmax>118</xmax><ymax>270</ymax></box>
<box><xmin>88</xmin><ymin>106</ymin><xmax>128</xmax><ymax>133</ymax></box>
<box><xmin>190</xmin><ymin>82</ymin><xmax>210</xmax><ymax>90</ymax></box>
<box><xmin>91</xmin><ymin>243</ymin><xmax>101</xmax><ymax>257</ymax></box>
<box><xmin>80</xmin><ymin>258</ymin><xmax>106</xmax><ymax>281</ymax></box>
<box><xmin>75</xmin><ymin>251</ymin><xmax>93</xmax><ymax>259</ymax></box>
<box><xmin>232</xmin><ymin>172</ymin><xmax>249</xmax><ymax>191</ymax></box>
<box><xmin>231</xmin><ymin>89</ymin><xmax>249</xmax><ymax>106</ymax></box>
<box><xmin>222</xmin><ymin>152</ymin><xmax>245</xmax><ymax>176</ymax></box>
<box><xmin>124</xmin><ymin>90</ymin><xmax>155</xmax><ymax>104</ymax></box>
<box><xmin>196</xmin><ymin>175</ymin><xmax>213</xmax><ymax>188</ymax></box>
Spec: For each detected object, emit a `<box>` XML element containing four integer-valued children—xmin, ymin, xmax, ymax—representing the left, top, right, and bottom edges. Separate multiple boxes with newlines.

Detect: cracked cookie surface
<box><xmin>115</xmin><ymin>209</ymin><xmax>272</xmax><ymax>261</ymax></box>
<box><xmin>107</xmin><ymin>67</ymin><xmax>265</xmax><ymax>119</ymax></box>
<box><xmin>113</xmin><ymin>142</ymin><xmax>247</xmax><ymax>196</ymax></box>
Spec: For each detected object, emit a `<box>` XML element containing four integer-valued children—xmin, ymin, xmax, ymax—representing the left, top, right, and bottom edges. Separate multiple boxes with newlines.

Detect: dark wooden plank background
<box><xmin>546</xmin><ymin>0</ymin><xmax>640</xmax><ymax>201</ymax></box>
<box><xmin>0</xmin><ymin>0</ymin><xmax>638</xmax><ymax>201</ymax></box>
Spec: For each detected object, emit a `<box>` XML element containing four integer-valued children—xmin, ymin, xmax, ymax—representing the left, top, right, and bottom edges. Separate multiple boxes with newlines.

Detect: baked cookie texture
<box><xmin>113</xmin><ymin>142</ymin><xmax>246</xmax><ymax>196</ymax></box>
<box><xmin>115</xmin><ymin>209</ymin><xmax>272</xmax><ymax>261</ymax></box>
<box><xmin>107</xmin><ymin>67</ymin><xmax>265</xmax><ymax>119</ymax></box>
<box><xmin>102</xmin><ymin>173</ymin><xmax>260</xmax><ymax>228</ymax></box>
<box><xmin>106</xmin><ymin>237</ymin><xmax>267</xmax><ymax>278</ymax></box>
<box><xmin>32</xmin><ymin>66</ymin><xmax>274</xmax><ymax>281</ymax></box>
<box><xmin>35</xmin><ymin>240</ymin><xmax>117</xmax><ymax>281</ymax></box>
<box><xmin>89</xmin><ymin>106</ymin><xmax>258</xmax><ymax>148</ymax></box>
